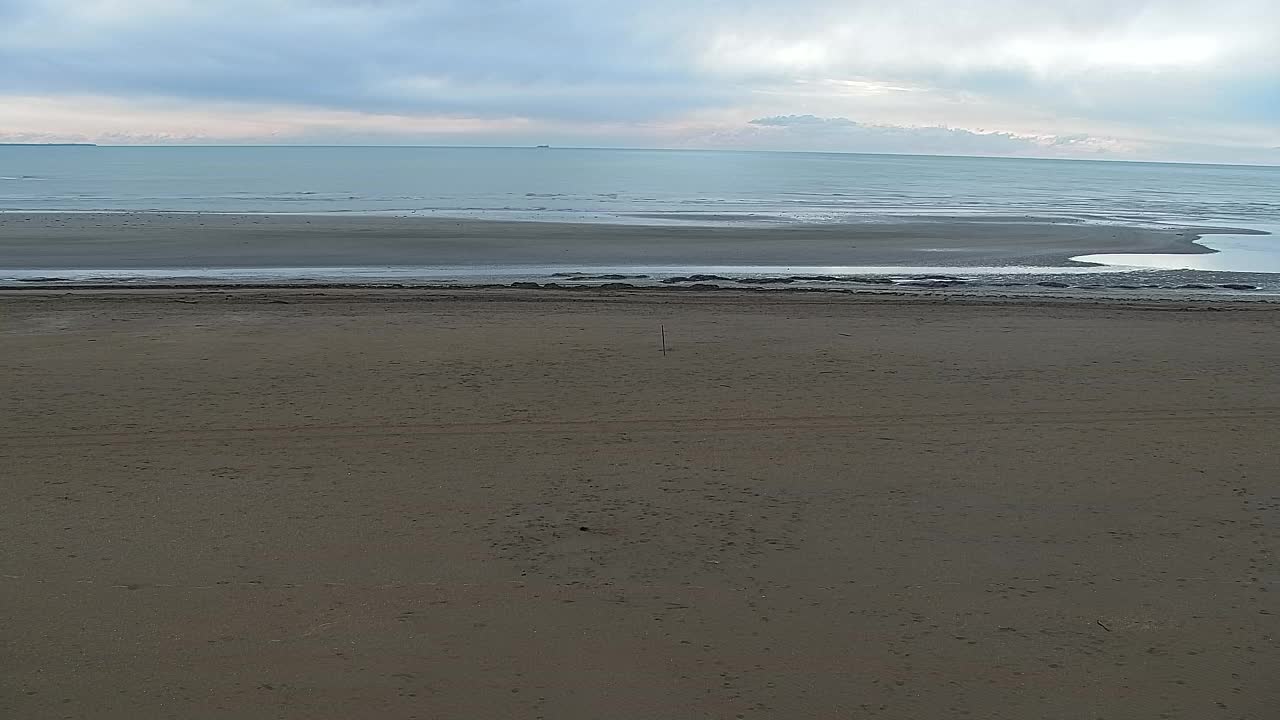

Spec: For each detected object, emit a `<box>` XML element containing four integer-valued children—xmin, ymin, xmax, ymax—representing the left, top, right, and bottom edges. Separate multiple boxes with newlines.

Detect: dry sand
<box><xmin>2</xmin><ymin>288</ymin><xmax>1277</xmax><ymax>719</ymax></box>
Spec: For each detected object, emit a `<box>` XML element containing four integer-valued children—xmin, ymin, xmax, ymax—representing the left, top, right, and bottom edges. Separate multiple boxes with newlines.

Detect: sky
<box><xmin>0</xmin><ymin>0</ymin><xmax>1277</xmax><ymax>164</ymax></box>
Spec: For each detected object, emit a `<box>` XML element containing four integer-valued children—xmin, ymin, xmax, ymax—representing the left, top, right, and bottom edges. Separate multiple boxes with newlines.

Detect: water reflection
<box><xmin>1074</xmin><ymin>224</ymin><xmax>1280</xmax><ymax>273</ymax></box>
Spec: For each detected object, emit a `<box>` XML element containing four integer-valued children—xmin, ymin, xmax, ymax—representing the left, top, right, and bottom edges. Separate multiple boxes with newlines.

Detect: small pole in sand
<box><xmin>661</xmin><ymin>324</ymin><xmax>667</xmax><ymax>357</ymax></box>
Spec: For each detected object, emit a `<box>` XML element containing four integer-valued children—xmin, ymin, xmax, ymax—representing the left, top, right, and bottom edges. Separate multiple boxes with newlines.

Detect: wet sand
<box><xmin>2</xmin><ymin>288</ymin><xmax>1277</xmax><ymax>719</ymax></box>
<box><xmin>0</xmin><ymin>212</ymin><xmax>1221</xmax><ymax>269</ymax></box>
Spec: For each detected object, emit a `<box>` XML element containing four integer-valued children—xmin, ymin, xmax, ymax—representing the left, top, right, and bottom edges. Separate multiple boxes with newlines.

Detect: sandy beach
<box><xmin>2</xmin><ymin>288</ymin><xmax>1277</xmax><ymax>719</ymax></box>
<box><xmin>0</xmin><ymin>212</ymin><xmax>1222</xmax><ymax>270</ymax></box>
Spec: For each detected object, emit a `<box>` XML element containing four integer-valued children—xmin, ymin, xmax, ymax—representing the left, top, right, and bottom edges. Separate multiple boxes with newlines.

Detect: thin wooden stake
<box><xmin>661</xmin><ymin>324</ymin><xmax>667</xmax><ymax>356</ymax></box>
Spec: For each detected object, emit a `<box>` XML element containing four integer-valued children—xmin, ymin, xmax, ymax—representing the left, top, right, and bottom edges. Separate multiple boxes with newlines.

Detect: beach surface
<box><xmin>2</xmin><ymin>289</ymin><xmax>1277</xmax><ymax>719</ymax></box>
<box><xmin>0</xmin><ymin>212</ymin><xmax>1218</xmax><ymax>269</ymax></box>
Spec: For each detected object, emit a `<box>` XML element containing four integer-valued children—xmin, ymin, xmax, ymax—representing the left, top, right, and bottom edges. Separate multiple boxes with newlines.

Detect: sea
<box><xmin>2</xmin><ymin>145</ymin><xmax>1279</xmax><ymax>294</ymax></box>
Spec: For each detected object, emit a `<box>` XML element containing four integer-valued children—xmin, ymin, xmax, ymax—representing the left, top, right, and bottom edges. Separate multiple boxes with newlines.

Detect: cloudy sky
<box><xmin>1</xmin><ymin>0</ymin><xmax>1276</xmax><ymax>163</ymax></box>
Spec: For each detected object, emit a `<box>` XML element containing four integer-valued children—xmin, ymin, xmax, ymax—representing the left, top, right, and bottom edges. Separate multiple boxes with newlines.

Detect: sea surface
<box><xmin>3</xmin><ymin>145</ymin><xmax>1278</xmax><ymax>224</ymax></box>
<box><xmin>2</xmin><ymin>146</ymin><xmax>1279</xmax><ymax>294</ymax></box>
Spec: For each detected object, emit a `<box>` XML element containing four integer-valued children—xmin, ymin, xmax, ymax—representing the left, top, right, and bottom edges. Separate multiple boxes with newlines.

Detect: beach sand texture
<box><xmin>0</xmin><ymin>212</ymin><xmax>1217</xmax><ymax>269</ymax></box>
<box><xmin>2</xmin><ymin>289</ymin><xmax>1277</xmax><ymax>719</ymax></box>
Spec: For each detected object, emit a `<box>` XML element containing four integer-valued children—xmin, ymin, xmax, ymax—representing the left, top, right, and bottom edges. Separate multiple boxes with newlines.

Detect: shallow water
<box><xmin>6</xmin><ymin>263</ymin><xmax>1278</xmax><ymax>298</ymax></box>
<box><xmin>1074</xmin><ymin>224</ymin><xmax>1280</xmax><ymax>273</ymax></box>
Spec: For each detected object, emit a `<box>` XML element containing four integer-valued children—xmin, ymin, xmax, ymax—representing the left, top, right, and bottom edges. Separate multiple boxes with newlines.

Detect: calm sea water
<box><xmin>2</xmin><ymin>146</ymin><xmax>1278</xmax><ymax>226</ymax></box>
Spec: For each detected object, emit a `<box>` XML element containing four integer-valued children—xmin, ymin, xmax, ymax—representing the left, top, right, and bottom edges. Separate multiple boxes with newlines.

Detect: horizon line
<box><xmin>9</xmin><ymin>143</ymin><xmax>1277</xmax><ymax>169</ymax></box>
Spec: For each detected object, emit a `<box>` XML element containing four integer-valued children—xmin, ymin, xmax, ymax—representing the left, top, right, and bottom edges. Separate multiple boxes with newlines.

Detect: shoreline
<box><xmin>3</xmin><ymin>212</ymin><xmax>1275</xmax><ymax>299</ymax></box>
<box><xmin>0</xmin><ymin>211</ymin><xmax>1233</xmax><ymax>267</ymax></box>
<box><xmin>3</xmin><ymin>285</ymin><xmax>1278</xmax><ymax>309</ymax></box>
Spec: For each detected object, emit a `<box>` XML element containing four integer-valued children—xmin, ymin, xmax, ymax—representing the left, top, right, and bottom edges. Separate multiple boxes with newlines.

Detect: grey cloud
<box><xmin>0</xmin><ymin>0</ymin><xmax>1276</xmax><ymax>161</ymax></box>
<box><xmin>0</xmin><ymin>0</ymin><xmax>719</xmax><ymax>121</ymax></box>
<box><xmin>747</xmin><ymin>115</ymin><xmax>1086</xmax><ymax>156</ymax></box>
<box><xmin>750</xmin><ymin>115</ymin><xmax>860</xmax><ymax>128</ymax></box>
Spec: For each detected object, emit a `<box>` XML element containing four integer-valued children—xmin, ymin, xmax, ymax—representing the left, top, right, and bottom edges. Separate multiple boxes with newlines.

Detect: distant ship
<box><xmin>535</xmin><ymin>144</ymin><xmax>551</xmax><ymax>149</ymax></box>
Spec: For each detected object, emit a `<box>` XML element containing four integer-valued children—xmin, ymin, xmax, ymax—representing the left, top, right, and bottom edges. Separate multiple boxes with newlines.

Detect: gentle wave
<box><xmin>1</xmin><ymin>147</ymin><xmax>1276</xmax><ymax>226</ymax></box>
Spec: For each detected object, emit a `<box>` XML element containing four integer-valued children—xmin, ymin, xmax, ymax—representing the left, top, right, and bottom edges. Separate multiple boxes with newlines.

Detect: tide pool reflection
<box><xmin>1074</xmin><ymin>225</ymin><xmax>1280</xmax><ymax>273</ymax></box>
